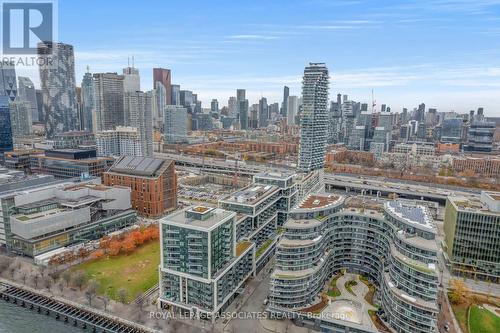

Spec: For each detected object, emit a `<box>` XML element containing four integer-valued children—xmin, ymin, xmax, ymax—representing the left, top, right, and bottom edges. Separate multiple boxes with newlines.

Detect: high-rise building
<box><xmin>0</xmin><ymin>97</ymin><xmax>13</xmax><ymax>156</ymax></box>
<box><xmin>286</xmin><ymin>96</ymin><xmax>298</xmax><ymax>125</ymax></box>
<box><xmin>298</xmin><ymin>63</ymin><xmax>329</xmax><ymax>172</ymax></box>
<box><xmin>258</xmin><ymin>97</ymin><xmax>268</xmax><ymax>127</ymax></box>
<box><xmin>236</xmin><ymin>89</ymin><xmax>246</xmax><ymax>102</ymax></box>
<box><xmin>38</xmin><ymin>42</ymin><xmax>79</xmax><ymax>138</ymax></box>
<box><xmin>164</xmin><ymin>105</ymin><xmax>187</xmax><ymax>144</ymax></box>
<box><xmin>269</xmin><ymin>195</ymin><xmax>440</xmax><ymax>333</ymax></box>
<box><xmin>171</xmin><ymin>84</ymin><xmax>180</xmax><ymax>106</ymax></box>
<box><xmin>440</xmin><ymin>118</ymin><xmax>462</xmax><ymax>143</ymax></box>
<box><xmin>153</xmin><ymin>68</ymin><xmax>172</xmax><ymax>105</ymax></box>
<box><xmin>210</xmin><ymin>99</ymin><xmax>219</xmax><ymax>114</ymax></box>
<box><xmin>9</xmin><ymin>100</ymin><xmax>32</xmax><ymax>138</ymax></box>
<box><xmin>96</xmin><ymin>126</ymin><xmax>143</xmax><ymax>157</ymax></box>
<box><xmin>35</xmin><ymin>89</ymin><xmax>44</xmax><ymax>123</ymax></box>
<box><xmin>17</xmin><ymin>77</ymin><xmax>38</xmax><ymax>123</ymax></box>
<box><xmin>444</xmin><ymin>192</ymin><xmax>500</xmax><ymax>283</ymax></box>
<box><xmin>81</xmin><ymin>71</ymin><xmax>95</xmax><ymax>132</ymax></box>
<box><xmin>0</xmin><ymin>61</ymin><xmax>17</xmax><ymax>101</ymax></box>
<box><xmin>123</xmin><ymin>91</ymin><xmax>153</xmax><ymax>156</ymax></box>
<box><xmin>158</xmin><ymin>206</ymin><xmax>255</xmax><ymax>320</ymax></box>
<box><xmin>123</xmin><ymin>66</ymin><xmax>140</xmax><ymax>93</ymax></box>
<box><xmin>93</xmin><ymin>73</ymin><xmax>125</xmax><ymax>131</ymax></box>
<box><xmin>152</xmin><ymin>81</ymin><xmax>166</xmax><ymax>128</ymax></box>
<box><xmin>238</xmin><ymin>99</ymin><xmax>249</xmax><ymax>130</ymax></box>
<box><xmin>228</xmin><ymin>96</ymin><xmax>237</xmax><ymax>118</ymax></box>
<box><xmin>466</xmin><ymin>121</ymin><xmax>495</xmax><ymax>152</ymax></box>
<box><xmin>281</xmin><ymin>86</ymin><xmax>289</xmax><ymax>117</ymax></box>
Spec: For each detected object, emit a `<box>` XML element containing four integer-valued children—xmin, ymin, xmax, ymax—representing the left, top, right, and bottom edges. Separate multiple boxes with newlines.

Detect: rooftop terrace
<box><xmin>222</xmin><ymin>184</ymin><xmax>279</xmax><ymax>205</ymax></box>
<box><xmin>297</xmin><ymin>194</ymin><xmax>343</xmax><ymax>210</ymax></box>
<box><xmin>163</xmin><ymin>206</ymin><xmax>235</xmax><ymax>230</ymax></box>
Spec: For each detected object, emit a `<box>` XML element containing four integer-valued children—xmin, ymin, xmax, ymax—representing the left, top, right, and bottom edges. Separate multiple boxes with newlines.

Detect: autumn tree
<box><xmin>449</xmin><ymin>279</ymin><xmax>471</xmax><ymax>305</ymax></box>
<box><xmin>122</xmin><ymin>237</ymin><xmax>136</xmax><ymax>254</ymax></box>
<box><xmin>108</xmin><ymin>240</ymin><xmax>122</xmax><ymax>256</ymax></box>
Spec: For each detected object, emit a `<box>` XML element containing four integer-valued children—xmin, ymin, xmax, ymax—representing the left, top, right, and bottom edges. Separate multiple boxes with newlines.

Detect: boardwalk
<box><xmin>0</xmin><ymin>279</ymin><xmax>158</xmax><ymax>333</ymax></box>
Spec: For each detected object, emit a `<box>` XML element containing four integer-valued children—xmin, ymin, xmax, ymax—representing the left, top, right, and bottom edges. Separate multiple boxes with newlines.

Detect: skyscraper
<box><xmin>286</xmin><ymin>96</ymin><xmax>298</xmax><ymax>125</ymax></box>
<box><xmin>0</xmin><ymin>61</ymin><xmax>17</xmax><ymax>101</ymax></box>
<box><xmin>258</xmin><ymin>97</ymin><xmax>268</xmax><ymax>127</ymax></box>
<box><xmin>81</xmin><ymin>71</ymin><xmax>95</xmax><ymax>132</ymax></box>
<box><xmin>123</xmin><ymin>91</ymin><xmax>153</xmax><ymax>156</ymax></box>
<box><xmin>281</xmin><ymin>86</ymin><xmax>289</xmax><ymax>118</ymax></box>
<box><xmin>123</xmin><ymin>66</ymin><xmax>140</xmax><ymax>93</ymax></box>
<box><xmin>35</xmin><ymin>89</ymin><xmax>44</xmax><ymax>123</ymax></box>
<box><xmin>0</xmin><ymin>97</ymin><xmax>13</xmax><ymax>156</ymax></box>
<box><xmin>164</xmin><ymin>105</ymin><xmax>187</xmax><ymax>144</ymax></box>
<box><xmin>93</xmin><ymin>73</ymin><xmax>125</xmax><ymax>131</ymax></box>
<box><xmin>211</xmin><ymin>99</ymin><xmax>219</xmax><ymax>114</ymax></box>
<box><xmin>228</xmin><ymin>96</ymin><xmax>237</xmax><ymax>118</ymax></box>
<box><xmin>17</xmin><ymin>77</ymin><xmax>38</xmax><ymax>123</ymax></box>
<box><xmin>298</xmin><ymin>63</ymin><xmax>329</xmax><ymax>172</ymax></box>
<box><xmin>38</xmin><ymin>42</ymin><xmax>79</xmax><ymax>138</ymax></box>
<box><xmin>153</xmin><ymin>81</ymin><xmax>166</xmax><ymax>127</ymax></box>
<box><xmin>236</xmin><ymin>89</ymin><xmax>246</xmax><ymax>101</ymax></box>
<box><xmin>238</xmin><ymin>99</ymin><xmax>249</xmax><ymax>130</ymax></box>
<box><xmin>171</xmin><ymin>84</ymin><xmax>180</xmax><ymax>106</ymax></box>
<box><xmin>9</xmin><ymin>100</ymin><xmax>32</xmax><ymax>138</ymax></box>
<box><xmin>153</xmin><ymin>68</ymin><xmax>172</xmax><ymax>105</ymax></box>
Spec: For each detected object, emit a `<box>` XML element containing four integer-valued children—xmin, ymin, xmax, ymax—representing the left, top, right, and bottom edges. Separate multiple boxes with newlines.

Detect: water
<box><xmin>0</xmin><ymin>300</ymin><xmax>82</xmax><ymax>333</ymax></box>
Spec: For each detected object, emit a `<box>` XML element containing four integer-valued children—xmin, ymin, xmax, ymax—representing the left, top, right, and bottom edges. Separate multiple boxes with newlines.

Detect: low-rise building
<box><xmin>0</xmin><ymin>169</ymin><xmax>62</xmax><ymax>249</ymax></box>
<box><xmin>53</xmin><ymin>131</ymin><xmax>96</xmax><ymax>150</ymax></box>
<box><xmin>452</xmin><ymin>155</ymin><xmax>500</xmax><ymax>178</ymax></box>
<box><xmin>30</xmin><ymin>149</ymin><xmax>114</xmax><ymax>179</ymax></box>
<box><xmin>443</xmin><ymin>191</ymin><xmax>500</xmax><ymax>282</ymax></box>
<box><xmin>158</xmin><ymin>206</ymin><xmax>255</xmax><ymax>320</ymax></box>
<box><xmin>4</xmin><ymin>179</ymin><xmax>136</xmax><ymax>257</ymax></box>
<box><xmin>103</xmin><ymin>156</ymin><xmax>177</xmax><ymax>218</ymax></box>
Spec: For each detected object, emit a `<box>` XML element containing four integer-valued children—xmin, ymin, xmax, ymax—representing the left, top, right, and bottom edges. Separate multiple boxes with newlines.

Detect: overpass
<box><xmin>156</xmin><ymin>152</ymin><xmax>480</xmax><ymax>204</ymax></box>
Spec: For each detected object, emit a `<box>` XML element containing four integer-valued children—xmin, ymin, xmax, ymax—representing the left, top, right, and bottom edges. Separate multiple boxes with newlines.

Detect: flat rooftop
<box><xmin>222</xmin><ymin>184</ymin><xmax>278</xmax><ymax>205</ymax></box>
<box><xmin>163</xmin><ymin>206</ymin><xmax>235</xmax><ymax>230</ymax></box>
<box><xmin>385</xmin><ymin>200</ymin><xmax>433</xmax><ymax>229</ymax></box>
<box><xmin>254</xmin><ymin>171</ymin><xmax>295</xmax><ymax>180</ymax></box>
<box><xmin>109</xmin><ymin>155</ymin><xmax>170</xmax><ymax>177</ymax></box>
<box><xmin>297</xmin><ymin>194</ymin><xmax>343</xmax><ymax>210</ymax></box>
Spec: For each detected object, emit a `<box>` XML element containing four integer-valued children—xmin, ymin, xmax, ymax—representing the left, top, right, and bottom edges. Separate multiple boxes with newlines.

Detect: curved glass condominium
<box><xmin>269</xmin><ymin>195</ymin><xmax>439</xmax><ymax>333</ymax></box>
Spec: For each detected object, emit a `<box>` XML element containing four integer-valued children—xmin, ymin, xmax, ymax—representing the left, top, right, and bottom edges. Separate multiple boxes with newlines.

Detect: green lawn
<box><xmin>469</xmin><ymin>305</ymin><xmax>500</xmax><ymax>333</ymax></box>
<box><xmin>72</xmin><ymin>241</ymin><xmax>160</xmax><ymax>302</ymax></box>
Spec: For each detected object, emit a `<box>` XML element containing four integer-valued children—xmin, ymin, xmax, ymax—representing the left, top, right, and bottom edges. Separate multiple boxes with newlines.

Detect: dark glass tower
<box><xmin>0</xmin><ymin>96</ymin><xmax>14</xmax><ymax>158</ymax></box>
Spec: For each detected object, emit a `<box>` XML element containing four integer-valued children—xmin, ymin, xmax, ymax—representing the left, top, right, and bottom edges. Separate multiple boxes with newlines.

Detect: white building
<box><xmin>298</xmin><ymin>63</ymin><xmax>329</xmax><ymax>172</ymax></box>
<box><xmin>286</xmin><ymin>95</ymin><xmax>298</xmax><ymax>125</ymax></box>
<box><xmin>96</xmin><ymin>126</ymin><xmax>143</xmax><ymax>157</ymax></box>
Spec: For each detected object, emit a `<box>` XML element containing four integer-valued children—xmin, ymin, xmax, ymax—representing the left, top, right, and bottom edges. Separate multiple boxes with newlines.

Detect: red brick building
<box><xmin>103</xmin><ymin>156</ymin><xmax>177</xmax><ymax>218</ymax></box>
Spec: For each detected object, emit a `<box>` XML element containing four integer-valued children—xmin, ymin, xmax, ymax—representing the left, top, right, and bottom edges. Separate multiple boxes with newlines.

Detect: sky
<box><xmin>17</xmin><ymin>0</ymin><xmax>500</xmax><ymax>116</ymax></box>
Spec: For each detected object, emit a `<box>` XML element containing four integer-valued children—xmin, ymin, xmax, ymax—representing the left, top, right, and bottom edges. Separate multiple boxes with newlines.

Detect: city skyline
<box><xmin>12</xmin><ymin>0</ymin><xmax>500</xmax><ymax>115</ymax></box>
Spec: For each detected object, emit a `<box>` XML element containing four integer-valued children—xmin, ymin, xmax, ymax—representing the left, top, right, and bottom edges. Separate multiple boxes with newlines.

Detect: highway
<box><xmin>155</xmin><ymin>152</ymin><xmax>480</xmax><ymax>204</ymax></box>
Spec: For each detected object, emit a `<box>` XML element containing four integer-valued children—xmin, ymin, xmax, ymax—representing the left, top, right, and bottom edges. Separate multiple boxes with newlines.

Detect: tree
<box><xmin>108</xmin><ymin>240</ymin><xmax>121</xmax><ymax>256</ymax></box>
<box><xmin>122</xmin><ymin>237</ymin><xmax>136</xmax><ymax>254</ymax></box>
<box><xmin>85</xmin><ymin>280</ymin><xmax>100</xmax><ymax>307</ymax></box>
<box><xmin>102</xmin><ymin>295</ymin><xmax>110</xmax><ymax>312</ymax></box>
<box><xmin>91</xmin><ymin>249</ymin><xmax>105</xmax><ymax>259</ymax></box>
<box><xmin>61</xmin><ymin>270</ymin><xmax>72</xmax><ymax>287</ymax></box>
<box><xmin>72</xmin><ymin>270</ymin><xmax>86</xmax><ymax>291</ymax></box>
<box><xmin>32</xmin><ymin>274</ymin><xmax>40</xmax><ymax>288</ymax></box>
<box><xmin>449</xmin><ymin>279</ymin><xmax>470</xmax><ymax>305</ymax></box>
<box><xmin>117</xmin><ymin>288</ymin><xmax>128</xmax><ymax>304</ymax></box>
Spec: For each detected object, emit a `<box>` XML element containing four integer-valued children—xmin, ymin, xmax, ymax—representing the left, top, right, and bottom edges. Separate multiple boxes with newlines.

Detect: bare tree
<box><xmin>43</xmin><ymin>276</ymin><xmax>52</xmax><ymax>291</ymax></box>
<box><xmin>61</xmin><ymin>270</ymin><xmax>72</xmax><ymax>287</ymax></box>
<box><xmin>20</xmin><ymin>269</ymin><xmax>28</xmax><ymax>285</ymax></box>
<box><xmin>117</xmin><ymin>288</ymin><xmax>128</xmax><ymax>304</ymax></box>
<box><xmin>85</xmin><ymin>280</ymin><xmax>100</xmax><ymax>307</ymax></box>
<box><xmin>0</xmin><ymin>256</ymin><xmax>11</xmax><ymax>273</ymax></box>
<box><xmin>102</xmin><ymin>295</ymin><xmax>110</xmax><ymax>312</ymax></box>
<box><xmin>32</xmin><ymin>274</ymin><xmax>40</xmax><ymax>288</ymax></box>
<box><xmin>72</xmin><ymin>270</ymin><xmax>86</xmax><ymax>291</ymax></box>
<box><xmin>57</xmin><ymin>282</ymin><xmax>64</xmax><ymax>293</ymax></box>
<box><xmin>48</xmin><ymin>268</ymin><xmax>60</xmax><ymax>285</ymax></box>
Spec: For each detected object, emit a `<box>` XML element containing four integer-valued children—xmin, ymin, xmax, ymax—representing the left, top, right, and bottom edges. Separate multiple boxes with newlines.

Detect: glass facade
<box><xmin>0</xmin><ymin>97</ymin><xmax>13</xmax><ymax>157</ymax></box>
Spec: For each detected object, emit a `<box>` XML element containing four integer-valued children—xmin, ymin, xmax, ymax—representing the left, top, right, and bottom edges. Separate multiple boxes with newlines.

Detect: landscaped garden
<box><xmin>448</xmin><ymin>279</ymin><xmax>500</xmax><ymax>333</ymax></box>
<box><xmin>71</xmin><ymin>225</ymin><xmax>161</xmax><ymax>303</ymax></box>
